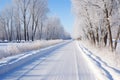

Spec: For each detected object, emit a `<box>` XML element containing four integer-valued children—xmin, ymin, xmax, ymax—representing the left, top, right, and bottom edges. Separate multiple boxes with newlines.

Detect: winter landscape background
<box><xmin>0</xmin><ymin>0</ymin><xmax>120</xmax><ymax>80</ymax></box>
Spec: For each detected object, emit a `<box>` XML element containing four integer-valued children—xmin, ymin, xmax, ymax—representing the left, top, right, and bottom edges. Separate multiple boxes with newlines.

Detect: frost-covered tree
<box><xmin>44</xmin><ymin>16</ymin><xmax>68</xmax><ymax>40</ymax></box>
<box><xmin>72</xmin><ymin>0</ymin><xmax>120</xmax><ymax>51</ymax></box>
<box><xmin>14</xmin><ymin>0</ymin><xmax>31</xmax><ymax>41</ymax></box>
<box><xmin>29</xmin><ymin>0</ymin><xmax>48</xmax><ymax>41</ymax></box>
<box><xmin>0</xmin><ymin>0</ymin><xmax>69</xmax><ymax>42</ymax></box>
<box><xmin>0</xmin><ymin>0</ymin><xmax>49</xmax><ymax>41</ymax></box>
<box><xmin>0</xmin><ymin>6</ymin><xmax>15</xmax><ymax>41</ymax></box>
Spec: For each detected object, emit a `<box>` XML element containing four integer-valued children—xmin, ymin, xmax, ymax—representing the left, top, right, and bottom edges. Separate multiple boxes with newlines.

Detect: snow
<box><xmin>116</xmin><ymin>42</ymin><xmax>120</xmax><ymax>54</ymax></box>
<box><xmin>78</xmin><ymin>40</ymin><xmax>120</xmax><ymax>80</ymax></box>
<box><xmin>0</xmin><ymin>41</ymin><xmax>100</xmax><ymax>80</ymax></box>
<box><xmin>1</xmin><ymin>40</ymin><xmax>120</xmax><ymax>80</ymax></box>
<box><xmin>0</xmin><ymin>40</ymin><xmax>63</xmax><ymax>59</ymax></box>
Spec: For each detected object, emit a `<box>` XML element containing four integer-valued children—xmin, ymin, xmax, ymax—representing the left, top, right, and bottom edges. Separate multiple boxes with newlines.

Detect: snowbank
<box><xmin>0</xmin><ymin>40</ymin><xmax>63</xmax><ymax>59</ymax></box>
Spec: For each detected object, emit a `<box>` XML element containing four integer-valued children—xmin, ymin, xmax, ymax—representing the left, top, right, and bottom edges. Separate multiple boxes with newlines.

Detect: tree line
<box><xmin>0</xmin><ymin>0</ymin><xmax>70</xmax><ymax>42</ymax></box>
<box><xmin>72</xmin><ymin>0</ymin><xmax>120</xmax><ymax>51</ymax></box>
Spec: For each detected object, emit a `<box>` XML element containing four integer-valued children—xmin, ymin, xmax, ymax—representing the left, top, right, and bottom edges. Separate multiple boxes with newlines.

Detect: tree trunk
<box><xmin>104</xmin><ymin>5</ymin><xmax>113</xmax><ymax>51</ymax></box>
<box><xmin>39</xmin><ymin>21</ymin><xmax>43</xmax><ymax>40</ymax></box>
<box><xmin>23</xmin><ymin>12</ymin><xmax>27</xmax><ymax>41</ymax></box>
<box><xmin>114</xmin><ymin>26</ymin><xmax>120</xmax><ymax>50</ymax></box>
<box><xmin>107</xmin><ymin>19</ymin><xmax>113</xmax><ymax>51</ymax></box>
<box><xmin>104</xmin><ymin>32</ymin><xmax>108</xmax><ymax>46</ymax></box>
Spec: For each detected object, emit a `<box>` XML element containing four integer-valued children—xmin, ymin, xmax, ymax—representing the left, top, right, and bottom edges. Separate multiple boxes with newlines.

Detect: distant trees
<box><xmin>0</xmin><ymin>6</ymin><xmax>14</xmax><ymax>41</ymax></box>
<box><xmin>72</xmin><ymin>0</ymin><xmax>120</xmax><ymax>51</ymax></box>
<box><xmin>0</xmin><ymin>0</ymin><xmax>70</xmax><ymax>42</ymax></box>
<box><xmin>44</xmin><ymin>16</ymin><xmax>68</xmax><ymax>40</ymax></box>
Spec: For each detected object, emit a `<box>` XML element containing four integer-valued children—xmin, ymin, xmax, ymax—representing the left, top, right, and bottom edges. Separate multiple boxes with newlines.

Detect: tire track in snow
<box><xmin>74</xmin><ymin>42</ymin><xmax>97</xmax><ymax>80</ymax></box>
<box><xmin>79</xmin><ymin>45</ymin><xmax>114</xmax><ymax>80</ymax></box>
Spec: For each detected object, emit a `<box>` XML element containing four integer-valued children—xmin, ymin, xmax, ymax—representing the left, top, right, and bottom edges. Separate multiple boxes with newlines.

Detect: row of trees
<box><xmin>44</xmin><ymin>16</ymin><xmax>70</xmax><ymax>40</ymax></box>
<box><xmin>0</xmin><ymin>0</ymin><xmax>70</xmax><ymax>42</ymax></box>
<box><xmin>72</xmin><ymin>0</ymin><xmax>120</xmax><ymax>51</ymax></box>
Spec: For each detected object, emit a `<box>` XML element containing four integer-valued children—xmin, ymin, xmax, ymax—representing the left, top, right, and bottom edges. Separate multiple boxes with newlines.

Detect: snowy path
<box><xmin>1</xmin><ymin>41</ymin><xmax>98</xmax><ymax>80</ymax></box>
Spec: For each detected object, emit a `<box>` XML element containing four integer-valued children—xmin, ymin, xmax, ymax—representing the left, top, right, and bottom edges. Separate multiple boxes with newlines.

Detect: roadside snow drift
<box><xmin>0</xmin><ymin>40</ymin><xmax>63</xmax><ymax>59</ymax></box>
<box><xmin>77</xmin><ymin>41</ymin><xmax>120</xmax><ymax>80</ymax></box>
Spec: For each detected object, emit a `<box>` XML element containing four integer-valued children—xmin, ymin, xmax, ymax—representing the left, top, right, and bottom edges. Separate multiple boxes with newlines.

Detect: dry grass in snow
<box><xmin>0</xmin><ymin>40</ymin><xmax>63</xmax><ymax>59</ymax></box>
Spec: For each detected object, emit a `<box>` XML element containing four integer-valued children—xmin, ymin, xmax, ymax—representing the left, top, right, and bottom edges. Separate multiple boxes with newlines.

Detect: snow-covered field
<box><xmin>78</xmin><ymin>40</ymin><xmax>120</xmax><ymax>80</ymax></box>
<box><xmin>0</xmin><ymin>40</ymin><xmax>63</xmax><ymax>59</ymax></box>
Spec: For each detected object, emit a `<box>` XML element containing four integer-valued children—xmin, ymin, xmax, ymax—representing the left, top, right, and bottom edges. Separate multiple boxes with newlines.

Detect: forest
<box><xmin>0</xmin><ymin>0</ymin><xmax>70</xmax><ymax>42</ymax></box>
<box><xmin>72</xmin><ymin>0</ymin><xmax>120</xmax><ymax>51</ymax></box>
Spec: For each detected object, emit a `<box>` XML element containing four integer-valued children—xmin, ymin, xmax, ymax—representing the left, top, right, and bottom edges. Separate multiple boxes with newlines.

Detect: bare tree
<box><xmin>44</xmin><ymin>16</ymin><xmax>68</xmax><ymax>40</ymax></box>
<box><xmin>29</xmin><ymin>0</ymin><xmax>48</xmax><ymax>41</ymax></box>
<box><xmin>114</xmin><ymin>26</ymin><xmax>120</xmax><ymax>50</ymax></box>
<box><xmin>14</xmin><ymin>0</ymin><xmax>30</xmax><ymax>41</ymax></box>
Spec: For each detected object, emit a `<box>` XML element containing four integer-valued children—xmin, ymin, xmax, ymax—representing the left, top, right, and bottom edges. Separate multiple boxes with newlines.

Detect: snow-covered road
<box><xmin>1</xmin><ymin>41</ymin><xmax>99</xmax><ymax>80</ymax></box>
